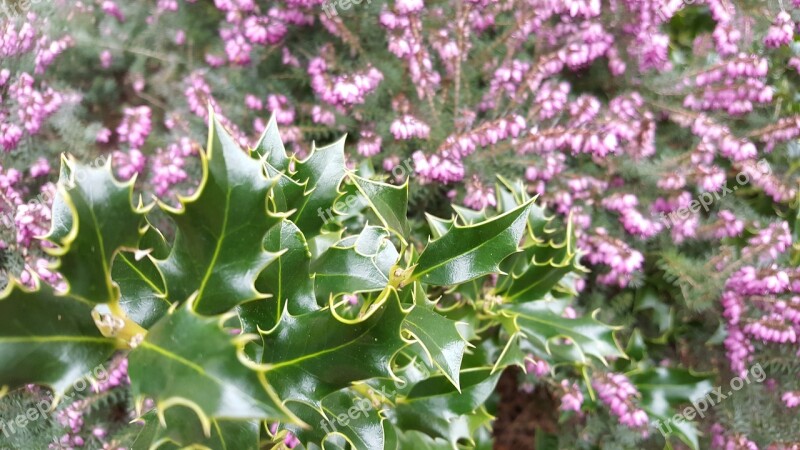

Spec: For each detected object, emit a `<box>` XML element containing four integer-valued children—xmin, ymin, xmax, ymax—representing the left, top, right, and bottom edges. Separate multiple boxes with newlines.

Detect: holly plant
<box><xmin>0</xmin><ymin>112</ymin><xmax>706</xmax><ymax>449</ymax></box>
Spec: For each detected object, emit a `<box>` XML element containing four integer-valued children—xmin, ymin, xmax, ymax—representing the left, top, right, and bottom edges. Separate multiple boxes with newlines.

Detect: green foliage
<box><xmin>0</xmin><ymin>114</ymin><xmax>709</xmax><ymax>449</ymax></box>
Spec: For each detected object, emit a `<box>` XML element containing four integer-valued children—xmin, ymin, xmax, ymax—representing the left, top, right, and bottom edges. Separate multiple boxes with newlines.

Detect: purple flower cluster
<box><xmin>54</xmin><ymin>357</ymin><xmax>131</xmax><ymax>449</ymax></box>
<box><xmin>592</xmin><ymin>373</ymin><xmax>649</xmax><ymax>430</ymax></box>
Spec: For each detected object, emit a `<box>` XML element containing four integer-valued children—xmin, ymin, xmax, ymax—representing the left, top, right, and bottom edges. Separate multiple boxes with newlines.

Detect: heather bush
<box><xmin>1</xmin><ymin>0</ymin><xmax>800</xmax><ymax>448</ymax></box>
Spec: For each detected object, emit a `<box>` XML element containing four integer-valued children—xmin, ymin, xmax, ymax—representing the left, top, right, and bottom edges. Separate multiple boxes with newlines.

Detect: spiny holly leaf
<box><xmin>261</xmin><ymin>289</ymin><xmax>407</xmax><ymax>404</ymax></box>
<box><xmin>311</xmin><ymin>226</ymin><xmax>399</xmax><ymax>301</ymax></box>
<box><xmin>424</xmin><ymin>213</ymin><xmax>454</xmax><ymax>240</ymax></box>
<box><xmin>115</xmin><ymin>226</ymin><xmax>171</xmax><ymax>329</ymax></box>
<box><xmin>0</xmin><ymin>281</ymin><xmax>117</xmax><ymax>397</ymax></box>
<box><xmin>402</xmin><ymin>306</ymin><xmax>468</xmax><ymax>391</ymax></box>
<box><xmin>46</xmin><ymin>161</ymin><xmax>74</xmax><ymax>245</ymax></box>
<box><xmin>494</xmin><ymin>176</ymin><xmax>558</xmax><ymax>243</ymax></box>
<box><xmin>412</xmin><ymin>200</ymin><xmax>533</xmax><ymax>285</ymax></box>
<box><xmin>131</xmin><ymin>408</ymin><xmax>259</xmax><ymax>450</ymax></box>
<box><xmin>258</xmin><ymin>220</ymin><xmax>316</xmax><ymax>315</ymax></box>
<box><xmin>348</xmin><ymin>173</ymin><xmax>410</xmax><ymax>240</ymax></box>
<box><xmin>157</xmin><ymin>113</ymin><xmax>277</xmax><ymax>315</ymax></box>
<box><xmin>239</xmin><ymin>220</ymin><xmax>317</xmax><ymax>334</ymax></box>
<box><xmin>395</xmin><ymin>368</ymin><xmax>500</xmax><ymax>446</ymax></box>
<box><xmin>264</xmin><ymin>161</ymin><xmax>307</xmax><ymax>215</ymax></box>
<box><xmin>629</xmin><ymin>368</ymin><xmax>714</xmax><ymax>450</ymax></box>
<box><xmin>288</xmin><ymin>137</ymin><xmax>346</xmax><ymax>238</ymax></box>
<box><xmin>500</xmin><ymin>302</ymin><xmax>625</xmax><ymax>365</ymax></box>
<box><xmin>283</xmin><ymin>390</ymin><xmax>390</xmax><ymax>450</ymax></box>
<box><xmin>45</xmin><ymin>156</ymin><xmax>147</xmax><ymax>304</ymax></box>
<box><xmin>254</xmin><ymin>114</ymin><xmax>290</xmax><ymax>171</ymax></box>
<box><xmin>114</xmin><ymin>252</ymin><xmax>169</xmax><ymax>329</ymax></box>
<box><xmin>494</xmin><ymin>223</ymin><xmax>578</xmax><ymax>303</ymax></box>
<box><xmin>127</xmin><ymin>300</ymin><xmax>298</xmax><ymax>426</ymax></box>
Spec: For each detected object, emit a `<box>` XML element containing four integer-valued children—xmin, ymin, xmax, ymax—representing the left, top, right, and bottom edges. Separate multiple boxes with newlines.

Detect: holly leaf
<box><xmin>254</xmin><ymin>114</ymin><xmax>290</xmax><ymax>171</ymax></box>
<box><xmin>0</xmin><ymin>281</ymin><xmax>117</xmax><ymax>397</ymax></box>
<box><xmin>348</xmin><ymin>173</ymin><xmax>410</xmax><ymax>240</ymax></box>
<box><xmin>131</xmin><ymin>408</ymin><xmax>259</xmax><ymax>450</ymax></box>
<box><xmin>156</xmin><ymin>113</ymin><xmax>278</xmax><ymax>315</ymax></box>
<box><xmin>45</xmin><ymin>156</ymin><xmax>147</xmax><ymax>304</ymax></box>
<box><xmin>261</xmin><ymin>289</ymin><xmax>407</xmax><ymax>404</ymax></box>
<box><xmin>127</xmin><ymin>300</ymin><xmax>298</xmax><ymax>426</ymax></box>
<box><xmin>288</xmin><ymin>137</ymin><xmax>347</xmax><ymax>238</ymax></box>
<box><xmin>500</xmin><ymin>302</ymin><xmax>624</xmax><ymax>365</ymax></box>
<box><xmin>412</xmin><ymin>200</ymin><xmax>533</xmax><ymax>285</ymax></box>
<box><xmin>402</xmin><ymin>306</ymin><xmax>468</xmax><ymax>391</ymax></box>
<box><xmin>258</xmin><ymin>219</ymin><xmax>316</xmax><ymax>315</ymax></box>
<box><xmin>395</xmin><ymin>368</ymin><xmax>501</xmax><ymax>445</ymax></box>
<box><xmin>424</xmin><ymin>213</ymin><xmax>454</xmax><ymax>240</ymax></box>
<box><xmin>240</xmin><ymin>220</ymin><xmax>317</xmax><ymax>333</ymax></box>
<box><xmin>283</xmin><ymin>390</ymin><xmax>390</xmax><ymax>450</ymax></box>
<box><xmin>495</xmin><ymin>224</ymin><xmax>577</xmax><ymax>303</ymax></box>
<box><xmin>311</xmin><ymin>227</ymin><xmax>399</xmax><ymax>301</ymax></box>
<box><xmin>629</xmin><ymin>368</ymin><xmax>714</xmax><ymax>450</ymax></box>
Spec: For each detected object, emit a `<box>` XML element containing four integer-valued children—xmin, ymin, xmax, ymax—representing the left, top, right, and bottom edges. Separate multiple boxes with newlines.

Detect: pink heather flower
<box><xmin>101</xmin><ymin>1</ymin><xmax>125</xmax><ymax>22</ymax></box>
<box><xmin>412</xmin><ymin>151</ymin><xmax>464</xmax><ymax>184</ymax></box>
<box><xmin>743</xmin><ymin>314</ymin><xmax>796</xmax><ymax>344</ymax></box>
<box><xmin>712</xmin><ymin>210</ymin><xmax>744</xmax><ymax>239</ymax></box>
<box><xmin>150</xmin><ymin>138</ymin><xmax>197</xmax><ymax>197</ymax></box>
<box><xmin>116</xmin><ymin>106</ymin><xmax>152</xmax><ymax>149</ymax></box>
<box><xmin>559</xmin><ymin>380</ymin><xmax>584</xmax><ymax>412</ymax></box>
<box><xmin>266</xmin><ymin>94</ymin><xmax>295</xmax><ymax>125</ymax></box>
<box><xmin>245</xmin><ymin>94</ymin><xmax>263</xmax><ymax>110</ymax></box>
<box><xmin>112</xmin><ymin>149</ymin><xmax>146</xmax><ymax>181</ymax></box>
<box><xmin>311</xmin><ymin>106</ymin><xmax>336</xmax><ymax>126</ymax></box>
<box><xmin>174</xmin><ymin>30</ymin><xmax>186</xmax><ymax>45</ymax></box>
<box><xmin>357</xmin><ymin>129</ymin><xmax>382</xmax><ymax>157</ymax></box>
<box><xmin>593</xmin><ymin>373</ymin><xmax>649</xmax><ymax>429</ymax></box>
<box><xmin>463</xmin><ymin>176</ymin><xmax>496</xmax><ymax>210</ymax></box>
<box><xmin>395</xmin><ymin>0</ymin><xmax>424</xmax><ymax>15</ymax></box>
<box><xmin>710</xmin><ymin>423</ymin><xmax>759</xmax><ymax>450</ymax></box>
<box><xmin>782</xmin><ymin>391</ymin><xmax>800</xmax><ymax>408</ymax></box>
<box><xmin>536</xmin><ymin>81</ymin><xmax>570</xmax><ymax>120</ymax></box>
<box><xmin>29</xmin><ymin>157</ymin><xmax>50</xmax><ymax>177</ymax></box>
<box><xmin>390</xmin><ymin>115</ymin><xmax>430</xmax><ymax>140</ymax></box>
<box><xmin>205</xmin><ymin>53</ymin><xmax>226</xmax><ymax>67</ymax></box>
<box><xmin>96</xmin><ymin>127</ymin><xmax>112</xmax><ymax>144</ymax></box>
<box><xmin>524</xmin><ymin>355</ymin><xmax>550</xmax><ymax>377</ymax></box>
<box><xmin>99</xmin><ymin>50</ymin><xmax>112</xmax><ymax>69</ymax></box>
<box><xmin>764</xmin><ymin>12</ymin><xmax>794</xmax><ymax>48</ymax></box>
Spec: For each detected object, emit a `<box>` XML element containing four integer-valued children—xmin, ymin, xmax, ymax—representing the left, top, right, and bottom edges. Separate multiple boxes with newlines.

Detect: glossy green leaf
<box><xmin>0</xmin><ymin>281</ymin><xmax>117</xmax><ymax>396</ymax></box>
<box><xmin>240</xmin><ymin>220</ymin><xmax>317</xmax><ymax>333</ymax></box>
<box><xmin>131</xmin><ymin>408</ymin><xmax>259</xmax><ymax>450</ymax></box>
<box><xmin>288</xmin><ymin>137</ymin><xmax>346</xmax><ymax>238</ymax></box>
<box><xmin>402</xmin><ymin>306</ymin><xmax>468</xmax><ymax>391</ymax></box>
<box><xmin>424</xmin><ymin>213</ymin><xmax>454</xmax><ymax>240</ymax></box>
<box><xmin>157</xmin><ymin>114</ymin><xmax>277</xmax><ymax>315</ymax></box>
<box><xmin>284</xmin><ymin>390</ymin><xmax>388</xmax><ymax>450</ymax></box>
<box><xmin>494</xmin><ymin>222</ymin><xmax>577</xmax><ymax>303</ymax></box>
<box><xmin>629</xmin><ymin>368</ymin><xmax>714</xmax><ymax>450</ymax></box>
<box><xmin>128</xmin><ymin>301</ymin><xmax>297</xmax><ymax>425</ymax></box>
<box><xmin>45</xmin><ymin>156</ymin><xmax>147</xmax><ymax>304</ymax></box>
<box><xmin>311</xmin><ymin>227</ymin><xmax>399</xmax><ymax>300</ymax></box>
<box><xmin>413</xmin><ymin>200</ymin><xmax>533</xmax><ymax>285</ymax></box>
<box><xmin>261</xmin><ymin>289</ymin><xmax>407</xmax><ymax>404</ymax></box>
<box><xmin>395</xmin><ymin>368</ymin><xmax>500</xmax><ymax>445</ymax></box>
<box><xmin>501</xmin><ymin>302</ymin><xmax>624</xmax><ymax>365</ymax></box>
<box><xmin>253</xmin><ymin>114</ymin><xmax>290</xmax><ymax>171</ymax></box>
<box><xmin>114</xmin><ymin>252</ymin><xmax>169</xmax><ymax>329</ymax></box>
<box><xmin>348</xmin><ymin>173</ymin><xmax>410</xmax><ymax>240</ymax></box>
